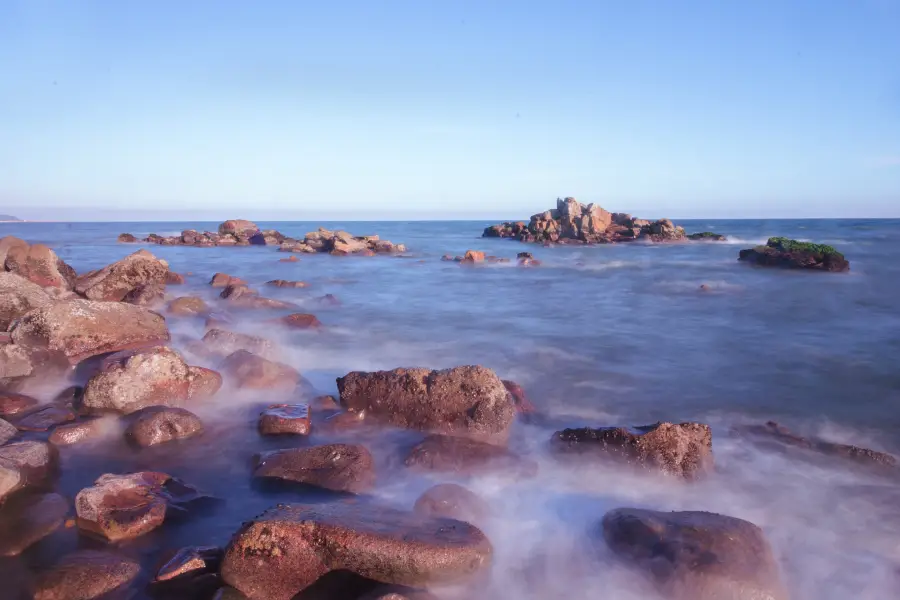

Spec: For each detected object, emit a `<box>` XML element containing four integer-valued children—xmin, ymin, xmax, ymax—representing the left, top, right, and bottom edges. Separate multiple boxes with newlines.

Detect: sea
<box><xmin>2</xmin><ymin>218</ymin><xmax>899</xmax><ymax>599</ymax></box>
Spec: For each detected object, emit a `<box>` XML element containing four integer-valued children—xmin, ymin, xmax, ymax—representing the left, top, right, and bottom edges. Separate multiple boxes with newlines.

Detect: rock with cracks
<box><xmin>75</xmin><ymin>249</ymin><xmax>170</xmax><ymax>301</ymax></box>
<box><xmin>254</xmin><ymin>443</ymin><xmax>374</xmax><ymax>493</ymax></box>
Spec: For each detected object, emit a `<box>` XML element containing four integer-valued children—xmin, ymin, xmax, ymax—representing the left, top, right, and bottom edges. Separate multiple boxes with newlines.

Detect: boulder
<box><xmin>254</xmin><ymin>443</ymin><xmax>375</xmax><ymax>493</ymax></box>
<box><xmin>688</xmin><ymin>232</ymin><xmax>727</xmax><ymax>241</ymax></box>
<box><xmin>75</xmin><ymin>471</ymin><xmax>207</xmax><ymax>541</ymax></box>
<box><xmin>0</xmin><ymin>418</ymin><xmax>17</xmax><ymax>444</ymax></box>
<box><xmin>266</xmin><ymin>279</ymin><xmax>307</xmax><ymax>288</ymax></box>
<box><xmin>117</xmin><ymin>233</ymin><xmax>138</xmax><ymax>243</ymax></box>
<box><xmin>125</xmin><ymin>406</ymin><xmax>204</xmax><ymax>447</ymax></box>
<box><xmin>337</xmin><ymin>365</ymin><xmax>515</xmax><ymax>443</ymax></box>
<box><xmin>739</xmin><ymin>237</ymin><xmax>849</xmax><ymax>272</ymax></box>
<box><xmin>202</xmin><ymin>328</ymin><xmax>275</xmax><ymax>358</ymax></box>
<box><xmin>258</xmin><ymin>403</ymin><xmax>311</xmax><ymax>435</ymax></box>
<box><xmin>463</xmin><ymin>250</ymin><xmax>485</xmax><ymax>263</ymax></box>
<box><xmin>413</xmin><ymin>483</ymin><xmax>489</xmax><ymax>524</ymax></box>
<box><xmin>0</xmin><ymin>235</ymin><xmax>28</xmax><ymax>265</ymax></box>
<box><xmin>4</xmin><ymin>241</ymin><xmax>76</xmax><ymax>290</ymax></box>
<box><xmin>10</xmin><ymin>299</ymin><xmax>170</xmax><ymax>365</ymax></box>
<box><xmin>75</xmin><ymin>249</ymin><xmax>169</xmax><ymax>301</ymax></box>
<box><xmin>219</xmin><ymin>350</ymin><xmax>300</xmax><ymax>390</ymax></box>
<box><xmin>49</xmin><ymin>419</ymin><xmax>108</xmax><ymax>446</ymax></box>
<box><xmin>122</xmin><ymin>282</ymin><xmax>166</xmax><ymax>307</ymax></box>
<box><xmin>218</xmin><ymin>220</ymin><xmax>259</xmax><ymax>237</ymax></box>
<box><xmin>405</xmin><ymin>434</ymin><xmax>537</xmax><ymax>476</ymax></box>
<box><xmin>0</xmin><ymin>344</ymin><xmax>35</xmax><ymax>383</ymax></box>
<box><xmin>0</xmin><ymin>272</ymin><xmax>54</xmax><ymax>330</ymax></box>
<box><xmin>501</xmin><ymin>379</ymin><xmax>537</xmax><ymax>414</ymax></box>
<box><xmin>220</xmin><ymin>503</ymin><xmax>493</xmax><ymax>600</ymax></box>
<box><xmin>166</xmin><ymin>271</ymin><xmax>186</xmax><ymax>284</ymax></box>
<box><xmin>32</xmin><ymin>549</ymin><xmax>141</xmax><ymax>600</ymax></box>
<box><xmin>219</xmin><ymin>283</ymin><xmax>255</xmax><ymax>300</ymax></box>
<box><xmin>278</xmin><ymin>313</ymin><xmax>322</xmax><ymax>329</ymax></box>
<box><xmin>210</xmin><ymin>273</ymin><xmax>246</xmax><ymax>288</ymax></box>
<box><xmin>0</xmin><ymin>492</ymin><xmax>67</xmax><ymax>556</ymax></box>
<box><xmin>0</xmin><ymin>441</ymin><xmax>58</xmax><ymax>503</ymax></box>
<box><xmin>81</xmin><ymin>346</ymin><xmax>193</xmax><ymax>414</ymax></box>
<box><xmin>0</xmin><ymin>390</ymin><xmax>40</xmax><ymax>417</ymax></box>
<box><xmin>12</xmin><ymin>404</ymin><xmax>75</xmax><ymax>431</ymax></box>
<box><xmin>168</xmin><ymin>296</ymin><xmax>210</xmax><ymax>316</ymax></box>
<box><xmin>599</xmin><ymin>508</ymin><xmax>788</xmax><ymax>600</ymax></box>
<box><xmin>187</xmin><ymin>366</ymin><xmax>223</xmax><ymax>400</ymax></box>
<box><xmin>551</xmin><ymin>422</ymin><xmax>713</xmax><ymax>479</ymax></box>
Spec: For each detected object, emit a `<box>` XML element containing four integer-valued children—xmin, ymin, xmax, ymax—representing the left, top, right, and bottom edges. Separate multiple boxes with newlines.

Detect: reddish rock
<box><xmin>405</xmin><ymin>434</ymin><xmax>537</xmax><ymax>476</ymax></box>
<box><xmin>13</xmin><ymin>404</ymin><xmax>75</xmax><ymax>431</ymax></box>
<box><xmin>202</xmin><ymin>328</ymin><xmax>275</xmax><ymax>358</ymax></box>
<box><xmin>166</xmin><ymin>271</ymin><xmax>186</xmax><ymax>285</ymax></box>
<box><xmin>413</xmin><ymin>483</ymin><xmax>489</xmax><ymax>525</ymax></box>
<box><xmin>278</xmin><ymin>313</ymin><xmax>322</xmax><ymax>329</ymax></box>
<box><xmin>462</xmin><ymin>250</ymin><xmax>485</xmax><ymax>263</ymax></box>
<box><xmin>278</xmin><ymin>255</ymin><xmax>299</xmax><ymax>263</ymax></box>
<box><xmin>0</xmin><ymin>492</ymin><xmax>68</xmax><ymax>556</ymax></box>
<box><xmin>552</xmin><ymin>422</ymin><xmax>713</xmax><ymax>479</ymax></box>
<box><xmin>153</xmin><ymin>546</ymin><xmax>222</xmax><ymax>598</ymax></box>
<box><xmin>81</xmin><ymin>346</ymin><xmax>193</xmax><ymax>414</ymax></box>
<box><xmin>266</xmin><ymin>279</ymin><xmax>307</xmax><ymax>288</ymax></box>
<box><xmin>0</xmin><ymin>441</ymin><xmax>58</xmax><ymax>503</ymax></box>
<box><xmin>258</xmin><ymin>404</ymin><xmax>311</xmax><ymax>435</ymax></box>
<box><xmin>218</xmin><ymin>220</ymin><xmax>259</xmax><ymax>237</ymax></box>
<box><xmin>312</xmin><ymin>394</ymin><xmax>340</xmax><ymax>411</ymax></box>
<box><xmin>337</xmin><ymin>365</ymin><xmax>515</xmax><ymax>443</ymax></box>
<box><xmin>117</xmin><ymin>233</ymin><xmax>138</xmax><ymax>243</ymax></box>
<box><xmin>0</xmin><ymin>272</ymin><xmax>54</xmax><ymax>330</ymax></box>
<box><xmin>187</xmin><ymin>366</ymin><xmax>223</xmax><ymax>400</ymax></box>
<box><xmin>320</xmin><ymin>410</ymin><xmax>368</xmax><ymax>433</ymax></box>
<box><xmin>501</xmin><ymin>379</ymin><xmax>537</xmax><ymax>414</ymax></box>
<box><xmin>219</xmin><ymin>350</ymin><xmax>300</xmax><ymax>390</ymax></box>
<box><xmin>210</xmin><ymin>273</ymin><xmax>246</xmax><ymax>288</ymax></box>
<box><xmin>75</xmin><ymin>249</ymin><xmax>169</xmax><ymax>301</ymax></box>
<box><xmin>219</xmin><ymin>283</ymin><xmax>254</xmax><ymax>300</ymax></box>
<box><xmin>0</xmin><ymin>418</ymin><xmax>16</xmax><ymax>444</ymax></box>
<box><xmin>49</xmin><ymin>419</ymin><xmax>108</xmax><ymax>446</ymax></box>
<box><xmin>600</xmin><ymin>508</ymin><xmax>788</xmax><ymax>600</ymax></box>
<box><xmin>0</xmin><ymin>344</ymin><xmax>35</xmax><ymax>384</ymax></box>
<box><xmin>4</xmin><ymin>242</ymin><xmax>76</xmax><ymax>290</ymax></box>
<box><xmin>10</xmin><ymin>299</ymin><xmax>171</xmax><ymax>365</ymax></box>
<box><xmin>32</xmin><ymin>549</ymin><xmax>141</xmax><ymax>600</ymax></box>
<box><xmin>125</xmin><ymin>406</ymin><xmax>204</xmax><ymax>447</ymax></box>
<box><xmin>254</xmin><ymin>444</ymin><xmax>375</xmax><ymax>493</ymax></box>
<box><xmin>75</xmin><ymin>471</ymin><xmax>207</xmax><ymax>542</ymax></box>
<box><xmin>220</xmin><ymin>503</ymin><xmax>492</xmax><ymax>600</ymax></box>
<box><xmin>0</xmin><ymin>390</ymin><xmax>40</xmax><ymax>417</ymax></box>
<box><xmin>168</xmin><ymin>296</ymin><xmax>210</xmax><ymax>316</ymax></box>
<box><xmin>122</xmin><ymin>282</ymin><xmax>166</xmax><ymax>307</ymax></box>
<box><xmin>0</xmin><ymin>235</ymin><xmax>29</xmax><ymax>265</ymax></box>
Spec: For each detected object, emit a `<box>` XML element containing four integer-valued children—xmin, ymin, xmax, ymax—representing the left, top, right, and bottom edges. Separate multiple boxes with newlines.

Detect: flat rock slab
<box><xmin>125</xmin><ymin>406</ymin><xmax>204</xmax><ymax>447</ymax></box>
<box><xmin>0</xmin><ymin>441</ymin><xmax>58</xmax><ymax>503</ymax></box>
<box><xmin>552</xmin><ymin>422</ymin><xmax>713</xmax><ymax>479</ymax></box>
<box><xmin>413</xmin><ymin>483</ymin><xmax>489</xmax><ymax>525</ymax></box>
<box><xmin>221</xmin><ymin>503</ymin><xmax>493</xmax><ymax>600</ymax></box>
<box><xmin>255</xmin><ymin>443</ymin><xmax>374</xmax><ymax>493</ymax></box>
<box><xmin>600</xmin><ymin>508</ymin><xmax>788</xmax><ymax>600</ymax></box>
<box><xmin>258</xmin><ymin>403</ymin><xmax>311</xmax><ymax>435</ymax></box>
<box><xmin>32</xmin><ymin>549</ymin><xmax>141</xmax><ymax>600</ymax></box>
<box><xmin>75</xmin><ymin>471</ymin><xmax>208</xmax><ymax>542</ymax></box>
<box><xmin>0</xmin><ymin>492</ymin><xmax>68</xmax><ymax>556</ymax></box>
<box><xmin>13</xmin><ymin>404</ymin><xmax>76</xmax><ymax>431</ymax></box>
<box><xmin>405</xmin><ymin>434</ymin><xmax>537</xmax><ymax>477</ymax></box>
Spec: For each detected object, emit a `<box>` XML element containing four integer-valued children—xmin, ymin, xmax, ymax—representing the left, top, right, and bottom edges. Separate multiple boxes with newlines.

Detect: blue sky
<box><xmin>1</xmin><ymin>0</ymin><xmax>898</xmax><ymax>220</ymax></box>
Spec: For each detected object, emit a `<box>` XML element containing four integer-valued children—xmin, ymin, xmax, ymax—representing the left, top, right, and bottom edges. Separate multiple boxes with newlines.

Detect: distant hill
<box><xmin>0</xmin><ymin>214</ymin><xmax>21</xmax><ymax>221</ymax></box>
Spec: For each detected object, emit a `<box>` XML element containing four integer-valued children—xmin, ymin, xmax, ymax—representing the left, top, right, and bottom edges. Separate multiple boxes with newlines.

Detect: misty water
<box><xmin>3</xmin><ymin>218</ymin><xmax>900</xmax><ymax>599</ymax></box>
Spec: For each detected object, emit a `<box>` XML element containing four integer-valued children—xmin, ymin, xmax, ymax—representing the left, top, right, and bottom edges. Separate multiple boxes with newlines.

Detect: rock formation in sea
<box><xmin>739</xmin><ymin>237</ymin><xmax>849</xmax><ymax>271</ymax></box>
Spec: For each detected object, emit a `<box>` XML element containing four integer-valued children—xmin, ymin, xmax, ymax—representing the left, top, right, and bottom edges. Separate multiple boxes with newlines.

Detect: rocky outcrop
<box><xmin>413</xmin><ymin>483</ymin><xmax>489</xmax><ymax>524</ymax></box>
<box><xmin>75</xmin><ymin>471</ymin><xmax>208</xmax><ymax>541</ymax></box>
<box><xmin>10</xmin><ymin>300</ymin><xmax>170</xmax><ymax>364</ymax></box>
<box><xmin>0</xmin><ymin>492</ymin><xmax>68</xmax><ymax>556</ymax></box>
<box><xmin>599</xmin><ymin>508</ymin><xmax>788</xmax><ymax>600</ymax></box>
<box><xmin>75</xmin><ymin>249</ymin><xmax>169</xmax><ymax>301</ymax></box>
<box><xmin>552</xmin><ymin>422</ymin><xmax>713</xmax><ymax>479</ymax></box>
<box><xmin>220</xmin><ymin>503</ymin><xmax>492</xmax><ymax>600</ymax></box>
<box><xmin>279</xmin><ymin>228</ymin><xmax>407</xmax><ymax>255</ymax></box>
<box><xmin>0</xmin><ymin>441</ymin><xmax>58</xmax><ymax>503</ymax></box>
<box><xmin>258</xmin><ymin>403</ymin><xmax>311</xmax><ymax>435</ymax></box>
<box><xmin>254</xmin><ymin>444</ymin><xmax>375</xmax><ymax>493</ymax></box>
<box><xmin>125</xmin><ymin>406</ymin><xmax>204</xmax><ymax>447</ymax></box>
<box><xmin>0</xmin><ymin>272</ymin><xmax>54</xmax><ymax>330</ymax></box>
<box><xmin>337</xmin><ymin>366</ymin><xmax>515</xmax><ymax>443</ymax></box>
<box><xmin>32</xmin><ymin>549</ymin><xmax>141</xmax><ymax>600</ymax></box>
<box><xmin>483</xmin><ymin>198</ymin><xmax>685</xmax><ymax>244</ymax></box>
<box><xmin>2</xmin><ymin>237</ymin><xmax>76</xmax><ymax>290</ymax></box>
<box><xmin>117</xmin><ymin>233</ymin><xmax>138</xmax><ymax>243</ymax></box>
<box><xmin>219</xmin><ymin>219</ymin><xmax>260</xmax><ymax>237</ymax></box>
<box><xmin>739</xmin><ymin>237</ymin><xmax>849</xmax><ymax>272</ymax></box>
<box><xmin>219</xmin><ymin>350</ymin><xmax>300</xmax><ymax>390</ymax></box>
<box><xmin>405</xmin><ymin>434</ymin><xmax>537</xmax><ymax>476</ymax></box>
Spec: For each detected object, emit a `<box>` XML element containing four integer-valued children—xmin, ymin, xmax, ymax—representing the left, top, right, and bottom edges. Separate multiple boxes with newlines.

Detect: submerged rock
<box><xmin>255</xmin><ymin>444</ymin><xmax>375</xmax><ymax>493</ymax></box>
<box><xmin>0</xmin><ymin>441</ymin><xmax>58</xmax><ymax>503</ymax></box>
<box><xmin>552</xmin><ymin>422</ymin><xmax>713</xmax><ymax>479</ymax></box>
<box><xmin>738</xmin><ymin>237</ymin><xmax>849</xmax><ymax>272</ymax></box>
<box><xmin>75</xmin><ymin>249</ymin><xmax>169</xmax><ymax>301</ymax></box>
<box><xmin>0</xmin><ymin>272</ymin><xmax>54</xmax><ymax>330</ymax></box>
<box><xmin>125</xmin><ymin>406</ymin><xmax>204</xmax><ymax>447</ymax></box>
<box><xmin>337</xmin><ymin>365</ymin><xmax>515</xmax><ymax>443</ymax></box>
<box><xmin>0</xmin><ymin>492</ymin><xmax>68</xmax><ymax>556</ymax></box>
<box><xmin>278</xmin><ymin>313</ymin><xmax>322</xmax><ymax>329</ymax></box>
<box><xmin>405</xmin><ymin>434</ymin><xmax>537</xmax><ymax>476</ymax></box>
<box><xmin>168</xmin><ymin>296</ymin><xmax>210</xmax><ymax>316</ymax></box>
<box><xmin>202</xmin><ymin>328</ymin><xmax>275</xmax><ymax>358</ymax></box>
<box><xmin>258</xmin><ymin>403</ymin><xmax>311</xmax><ymax>435</ymax></box>
<box><xmin>220</xmin><ymin>502</ymin><xmax>492</xmax><ymax>600</ymax></box>
<box><xmin>266</xmin><ymin>279</ymin><xmax>307</xmax><ymax>288</ymax></box>
<box><xmin>219</xmin><ymin>350</ymin><xmax>300</xmax><ymax>390</ymax></box>
<box><xmin>599</xmin><ymin>507</ymin><xmax>788</xmax><ymax>600</ymax></box>
<box><xmin>413</xmin><ymin>483</ymin><xmax>489</xmax><ymax>524</ymax></box>
<box><xmin>32</xmin><ymin>549</ymin><xmax>141</xmax><ymax>600</ymax></box>
<box><xmin>122</xmin><ymin>282</ymin><xmax>166</xmax><ymax>307</ymax></box>
<box><xmin>210</xmin><ymin>273</ymin><xmax>247</xmax><ymax>288</ymax></box>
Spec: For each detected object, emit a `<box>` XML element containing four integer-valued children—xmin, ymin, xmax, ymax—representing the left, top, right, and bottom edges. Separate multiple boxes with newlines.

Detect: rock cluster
<box><xmin>279</xmin><ymin>227</ymin><xmax>407</xmax><ymax>255</ymax></box>
<box><xmin>739</xmin><ymin>237</ymin><xmax>850</xmax><ymax>272</ymax></box>
<box><xmin>483</xmin><ymin>197</ymin><xmax>686</xmax><ymax>244</ymax></box>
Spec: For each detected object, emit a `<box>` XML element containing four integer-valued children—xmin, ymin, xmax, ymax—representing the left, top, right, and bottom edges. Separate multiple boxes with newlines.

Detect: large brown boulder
<box><xmin>210</xmin><ymin>272</ymin><xmax>246</xmax><ymax>288</ymax></box>
<box><xmin>0</xmin><ymin>272</ymin><xmax>54</xmax><ymax>330</ymax></box>
<box><xmin>125</xmin><ymin>406</ymin><xmax>204</xmax><ymax>447</ymax></box>
<box><xmin>202</xmin><ymin>328</ymin><xmax>274</xmax><ymax>358</ymax></box>
<box><xmin>187</xmin><ymin>366</ymin><xmax>223</xmax><ymax>400</ymax></box>
<box><xmin>81</xmin><ymin>346</ymin><xmax>193</xmax><ymax>414</ymax></box>
<box><xmin>0</xmin><ymin>235</ymin><xmax>28</xmax><ymax>266</ymax></box>
<box><xmin>405</xmin><ymin>434</ymin><xmax>537</xmax><ymax>476</ymax></box>
<box><xmin>75</xmin><ymin>249</ymin><xmax>169</xmax><ymax>301</ymax></box>
<box><xmin>254</xmin><ymin>444</ymin><xmax>375</xmax><ymax>493</ymax></box>
<box><xmin>552</xmin><ymin>422</ymin><xmax>713</xmax><ymax>479</ymax></box>
<box><xmin>218</xmin><ymin>220</ymin><xmax>259</xmax><ymax>237</ymax></box>
<box><xmin>32</xmin><ymin>549</ymin><xmax>141</xmax><ymax>600</ymax></box>
<box><xmin>0</xmin><ymin>492</ymin><xmax>67</xmax><ymax>556</ymax></box>
<box><xmin>337</xmin><ymin>366</ymin><xmax>515</xmax><ymax>443</ymax></box>
<box><xmin>258</xmin><ymin>403</ymin><xmax>311</xmax><ymax>435</ymax></box>
<box><xmin>220</xmin><ymin>503</ymin><xmax>493</xmax><ymax>600</ymax></box>
<box><xmin>10</xmin><ymin>300</ymin><xmax>170</xmax><ymax>365</ymax></box>
<box><xmin>4</xmin><ymin>241</ymin><xmax>76</xmax><ymax>290</ymax></box>
<box><xmin>599</xmin><ymin>508</ymin><xmax>788</xmax><ymax>600</ymax></box>
<box><xmin>219</xmin><ymin>350</ymin><xmax>300</xmax><ymax>390</ymax></box>
<box><xmin>0</xmin><ymin>441</ymin><xmax>58</xmax><ymax>503</ymax></box>
<box><xmin>168</xmin><ymin>296</ymin><xmax>210</xmax><ymax>316</ymax></box>
<box><xmin>75</xmin><ymin>471</ymin><xmax>207</xmax><ymax>542</ymax></box>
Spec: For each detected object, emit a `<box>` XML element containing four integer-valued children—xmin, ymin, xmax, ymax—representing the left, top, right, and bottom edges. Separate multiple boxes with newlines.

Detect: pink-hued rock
<box><xmin>0</xmin><ymin>272</ymin><xmax>54</xmax><ymax>330</ymax></box>
<box><xmin>405</xmin><ymin>434</ymin><xmax>537</xmax><ymax>476</ymax></box>
<box><xmin>278</xmin><ymin>313</ymin><xmax>322</xmax><ymax>329</ymax></box>
<box><xmin>202</xmin><ymin>328</ymin><xmax>275</xmax><ymax>358</ymax></box>
<box><xmin>187</xmin><ymin>366</ymin><xmax>223</xmax><ymax>400</ymax></box>
<box><xmin>125</xmin><ymin>406</ymin><xmax>204</xmax><ymax>447</ymax></box>
<box><xmin>258</xmin><ymin>404</ymin><xmax>311</xmax><ymax>435</ymax></box>
<box><xmin>75</xmin><ymin>249</ymin><xmax>170</xmax><ymax>301</ymax></box>
<box><xmin>168</xmin><ymin>296</ymin><xmax>210</xmax><ymax>316</ymax></box>
<box><xmin>413</xmin><ymin>483</ymin><xmax>489</xmax><ymax>525</ymax></box>
<box><xmin>254</xmin><ymin>443</ymin><xmax>374</xmax><ymax>493</ymax></box>
<box><xmin>0</xmin><ymin>441</ymin><xmax>58</xmax><ymax>503</ymax></box>
<box><xmin>122</xmin><ymin>283</ymin><xmax>166</xmax><ymax>307</ymax></box>
<box><xmin>210</xmin><ymin>273</ymin><xmax>246</xmax><ymax>288</ymax></box>
<box><xmin>166</xmin><ymin>271</ymin><xmax>186</xmax><ymax>285</ymax></box>
<box><xmin>0</xmin><ymin>390</ymin><xmax>40</xmax><ymax>417</ymax></box>
<box><xmin>218</xmin><ymin>220</ymin><xmax>259</xmax><ymax>237</ymax></box>
<box><xmin>32</xmin><ymin>550</ymin><xmax>141</xmax><ymax>600</ymax></box>
<box><xmin>219</xmin><ymin>351</ymin><xmax>300</xmax><ymax>390</ymax></box>
<box><xmin>49</xmin><ymin>419</ymin><xmax>109</xmax><ymax>446</ymax></box>
<box><xmin>4</xmin><ymin>241</ymin><xmax>76</xmax><ymax>290</ymax></box>
<box><xmin>0</xmin><ymin>492</ymin><xmax>68</xmax><ymax>556</ymax></box>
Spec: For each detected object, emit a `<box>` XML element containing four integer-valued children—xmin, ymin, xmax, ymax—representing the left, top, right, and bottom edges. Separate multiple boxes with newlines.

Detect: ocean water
<box><xmin>2</xmin><ymin>218</ymin><xmax>900</xmax><ymax>599</ymax></box>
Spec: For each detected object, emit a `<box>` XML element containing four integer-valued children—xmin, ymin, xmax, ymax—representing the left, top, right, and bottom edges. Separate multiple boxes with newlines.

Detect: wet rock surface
<box><xmin>219</xmin><ymin>350</ymin><xmax>301</xmax><ymax>390</ymax></box>
<box><xmin>125</xmin><ymin>406</ymin><xmax>204</xmax><ymax>447</ymax></box>
<box><xmin>552</xmin><ymin>422</ymin><xmax>714</xmax><ymax>479</ymax></box>
<box><xmin>49</xmin><ymin>418</ymin><xmax>108</xmax><ymax>446</ymax></box>
<box><xmin>12</xmin><ymin>404</ymin><xmax>75</xmax><ymax>431</ymax></box>
<box><xmin>0</xmin><ymin>491</ymin><xmax>68</xmax><ymax>556</ymax></box>
<box><xmin>258</xmin><ymin>403</ymin><xmax>311</xmax><ymax>435</ymax></box>
<box><xmin>168</xmin><ymin>296</ymin><xmax>210</xmax><ymax>316</ymax></box>
<box><xmin>122</xmin><ymin>282</ymin><xmax>166</xmax><ymax>307</ymax></box>
<box><xmin>0</xmin><ymin>441</ymin><xmax>58</xmax><ymax>503</ymax></box>
<box><xmin>413</xmin><ymin>483</ymin><xmax>489</xmax><ymax>524</ymax></box>
<box><xmin>152</xmin><ymin>545</ymin><xmax>223</xmax><ymax>598</ymax></box>
<box><xmin>32</xmin><ymin>549</ymin><xmax>141</xmax><ymax>600</ymax></box>
<box><xmin>405</xmin><ymin>434</ymin><xmax>537</xmax><ymax>476</ymax></box>
<box><xmin>599</xmin><ymin>507</ymin><xmax>788</xmax><ymax>600</ymax></box>
<box><xmin>220</xmin><ymin>502</ymin><xmax>492</xmax><ymax>600</ymax></box>
<box><xmin>202</xmin><ymin>328</ymin><xmax>275</xmax><ymax>357</ymax></box>
<box><xmin>211</xmin><ymin>272</ymin><xmax>247</xmax><ymax>287</ymax></box>
<box><xmin>337</xmin><ymin>365</ymin><xmax>515</xmax><ymax>443</ymax></box>
<box><xmin>254</xmin><ymin>443</ymin><xmax>375</xmax><ymax>493</ymax></box>
<box><xmin>0</xmin><ymin>390</ymin><xmax>40</xmax><ymax>417</ymax></box>
<box><xmin>279</xmin><ymin>312</ymin><xmax>322</xmax><ymax>329</ymax></box>
<box><xmin>0</xmin><ymin>417</ymin><xmax>17</xmax><ymax>444</ymax></box>
<box><xmin>739</xmin><ymin>237</ymin><xmax>850</xmax><ymax>272</ymax></box>
<box><xmin>75</xmin><ymin>249</ymin><xmax>170</xmax><ymax>301</ymax></box>
<box><xmin>187</xmin><ymin>365</ymin><xmax>223</xmax><ymax>400</ymax></box>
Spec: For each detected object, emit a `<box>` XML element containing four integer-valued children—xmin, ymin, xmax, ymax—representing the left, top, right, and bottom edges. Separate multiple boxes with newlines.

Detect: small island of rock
<box><xmin>0</xmin><ymin>214</ymin><xmax>22</xmax><ymax>222</ymax></box>
<box><xmin>738</xmin><ymin>237</ymin><xmax>849</xmax><ymax>272</ymax></box>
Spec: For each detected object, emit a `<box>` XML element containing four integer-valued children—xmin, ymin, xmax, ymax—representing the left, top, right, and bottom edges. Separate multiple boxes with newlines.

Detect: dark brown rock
<box><xmin>219</xmin><ymin>283</ymin><xmax>254</xmax><ymax>300</ymax></box>
<box><xmin>405</xmin><ymin>434</ymin><xmax>537</xmax><ymax>476</ymax></box>
<box><xmin>552</xmin><ymin>422</ymin><xmax>713</xmax><ymax>479</ymax></box>
<box><xmin>210</xmin><ymin>273</ymin><xmax>246</xmax><ymax>288</ymax></box>
<box><xmin>4</xmin><ymin>242</ymin><xmax>76</xmax><ymax>290</ymax></box>
<box><xmin>0</xmin><ymin>441</ymin><xmax>58</xmax><ymax>503</ymax></box>
<box><xmin>166</xmin><ymin>271</ymin><xmax>186</xmax><ymax>284</ymax></box>
<box><xmin>10</xmin><ymin>299</ymin><xmax>170</xmax><ymax>365</ymax></box>
<box><xmin>220</xmin><ymin>503</ymin><xmax>492</xmax><ymax>600</ymax></box>
<box><xmin>32</xmin><ymin>549</ymin><xmax>141</xmax><ymax>600</ymax></box>
<box><xmin>258</xmin><ymin>403</ymin><xmax>311</xmax><ymax>435</ymax></box>
<box><xmin>254</xmin><ymin>443</ymin><xmax>374</xmax><ymax>493</ymax></box>
<box><xmin>219</xmin><ymin>350</ymin><xmax>300</xmax><ymax>390</ymax></box>
<box><xmin>413</xmin><ymin>483</ymin><xmax>489</xmax><ymax>524</ymax></box>
<box><xmin>218</xmin><ymin>220</ymin><xmax>259</xmax><ymax>237</ymax></box>
<box><xmin>0</xmin><ymin>390</ymin><xmax>40</xmax><ymax>417</ymax></box>
<box><xmin>738</xmin><ymin>237</ymin><xmax>849</xmax><ymax>272</ymax></box>
<box><xmin>49</xmin><ymin>419</ymin><xmax>108</xmax><ymax>446</ymax></box>
<box><xmin>75</xmin><ymin>249</ymin><xmax>169</xmax><ymax>301</ymax></box>
<box><xmin>168</xmin><ymin>296</ymin><xmax>210</xmax><ymax>316</ymax></box>
<box><xmin>0</xmin><ymin>492</ymin><xmax>67</xmax><ymax>556</ymax></box>
<box><xmin>202</xmin><ymin>328</ymin><xmax>275</xmax><ymax>358</ymax></box>
<box><xmin>122</xmin><ymin>282</ymin><xmax>166</xmax><ymax>307</ymax></box>
<box><xmin>0</xmin><ymin>272</ymin><xmax>54</xmax><ymax>330</ymax></box>
<box><xmin>266</xmin><ymin>279</ymin><xmax>307</xmax><ymax>288</ymax></box>
<box><xmin>599</xmin><ymin>508</ymin><xmax>788</xmax><ymax>600</ymax></box>
<box><xmin>337</xmin><ymin>366</ymin><xmax>515</xmax><ymax>443</ymax></box>
<box><xmin>117</xmin><ymin>233</ymin><xmax>138</xmax><ymax>243</ymax></box>
<box><xmin>13</xmin><ymin>404</ymin><xmax>75</xmax><ymax>431</ymax></box>
<box><xmin>125</xmin><ymin>406</ymin><xmax>204</xmax><ymax>447</ymax></box>
<box><xmin>359</xmin><ymin>586</ymin><xmax>440</xmax><ymax>600</ymax></box>
<box><xmin>279</xmin><ymin>313</ymin><xmax>322</xmax><ymax>329</ymax></box>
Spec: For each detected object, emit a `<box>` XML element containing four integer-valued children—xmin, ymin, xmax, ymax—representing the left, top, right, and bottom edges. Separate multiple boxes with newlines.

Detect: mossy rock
<box><xmin>738</xmin><ymin>237</ymin><xmax>849</xmax><ymax>272</ymax></box>
<box><xmin>687</xmin><ymin>232</ymin><xmax>727</xmax><ymax>241</ymax></box>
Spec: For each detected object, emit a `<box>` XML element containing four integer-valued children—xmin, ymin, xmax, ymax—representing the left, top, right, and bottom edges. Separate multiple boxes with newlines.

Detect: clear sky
<box><xmin>1</xmin><ymin>0</ymin><xmax>899</xmax><ymax>221</ymax></box>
